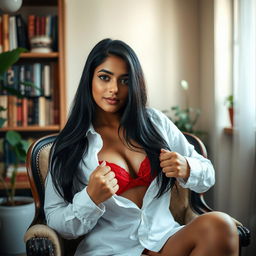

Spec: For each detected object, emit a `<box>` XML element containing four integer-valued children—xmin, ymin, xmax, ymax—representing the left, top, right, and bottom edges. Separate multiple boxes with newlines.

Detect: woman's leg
<box><xmin>147</xmin><ymin>212</ymin><xmax>239</xmax><ymax>256</ymax></box>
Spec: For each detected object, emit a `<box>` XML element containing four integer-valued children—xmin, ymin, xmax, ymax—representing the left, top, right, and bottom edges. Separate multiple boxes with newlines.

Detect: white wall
<box><xmin>64</xmin><ymin>0</ymin><xmax>243</xmax><ymax>213</ymax></box>
<box><xmin>65</xmin><ymin>0</ymin><xmax>200</xmax><ymax>114</ymax></box>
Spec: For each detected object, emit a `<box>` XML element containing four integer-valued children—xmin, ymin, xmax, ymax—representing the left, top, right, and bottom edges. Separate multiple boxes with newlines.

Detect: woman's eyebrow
<box><xmin>97</xmin><ymin>69</ymin><xmax>128</xmax><ymax>77</ymax></box>
<box><xmin>97</xmin><ymin>69</ymin><xmax>113</xmax><ymax>75</ymax></box>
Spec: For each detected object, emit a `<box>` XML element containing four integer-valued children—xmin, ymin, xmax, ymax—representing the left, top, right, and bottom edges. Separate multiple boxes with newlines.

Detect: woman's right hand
<box><xmin>87</xmin><ymin>161</ymin><xmax>119</xmax><ymax>205</ymax></box>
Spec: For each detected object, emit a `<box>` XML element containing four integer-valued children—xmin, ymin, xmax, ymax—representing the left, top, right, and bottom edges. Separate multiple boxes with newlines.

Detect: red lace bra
<box><xmin>99</xmin><ymin>157</ymin><xmax>154</xmax><ymax>195</ymax></box>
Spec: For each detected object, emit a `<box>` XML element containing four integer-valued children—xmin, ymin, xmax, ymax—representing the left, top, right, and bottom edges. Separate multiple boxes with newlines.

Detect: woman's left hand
<box><xmin>159</xmin><ymin>149</ymin><xmax>190</xmax><ymax>180</ymax></box>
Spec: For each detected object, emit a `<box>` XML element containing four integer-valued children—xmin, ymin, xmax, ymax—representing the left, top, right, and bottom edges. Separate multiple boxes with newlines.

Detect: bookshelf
<box><xmin>0</xmin><ymin>0</ymin><xmax>66</xmax><ymax>190</ymax></box>
<box><xmin>20</xmin><ymin>52</ymin><xmax>59</xmax><ymax>58</ymax></box>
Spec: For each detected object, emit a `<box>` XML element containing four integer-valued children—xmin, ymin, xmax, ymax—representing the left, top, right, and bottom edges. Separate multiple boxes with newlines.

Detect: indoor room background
<box><xmin>65</xmin><ymin>0</ymin><xmax>255</xmax><ymax>255</ymax></box>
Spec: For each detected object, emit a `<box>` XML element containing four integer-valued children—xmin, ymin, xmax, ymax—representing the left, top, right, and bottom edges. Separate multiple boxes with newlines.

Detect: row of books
<box><xmin>0</xmin><ymin>95</ymin><xmax>56</xmax><ymax>127</ymax></box>
<box><xmin>0</xmin><ymin>13</ymin><xmax>58</xmax><ymax>53</ymax></box>
<box><xmin>0</xmin><ymin>63</ymin><xmax>56</xmax><ymax>97</ymax></box>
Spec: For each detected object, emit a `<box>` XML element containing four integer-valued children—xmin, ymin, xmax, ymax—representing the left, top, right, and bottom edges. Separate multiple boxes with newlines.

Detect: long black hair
<box><xmin>50</xmin><ymin>39</ymin><xmax>175</xmax><ymax>202</ymax></box>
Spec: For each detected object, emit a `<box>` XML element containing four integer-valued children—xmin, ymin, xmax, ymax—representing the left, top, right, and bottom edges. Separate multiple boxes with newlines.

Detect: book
<box><xmin>16</xmin><ymin>97</ymin><xmax>22</xmax><ymax>126</ymax></box>
<box><xmin>27</xmin><ymin>15</ymin><xmax>35</xmax><ymax>40</ymax></box>
<box><xmin>2</xmin><ymin>14</ymin><xmax>9</xmax><ymax>51</ymax></box>
<box><xmin>33</xmin><ymin>63</ymin><xmax>41</xmax><ymax>96</ymax></box>
<box><xmin>21</xmin><ymin>98</ymin><xmax>28</xmax><ymax>127</ymax></box>
<box><xmin>15</xmin><ymin>14</ymin><xmax>29</xmax><ymax>49</ymax></box>
<box><xmin>38</xmin><ymin>96</ymin><xmax>46</xmax><ymax>126</ymax></box>
<box><xmin>6</xmin><ymin>164</ymin><xmax>26</xmax><ymax>178</ymax></box>
<box><xmin>0</xmin><ymin>95</ymin><xmax>8</xmax><ymax>127</ymax></box>
<box><xmin>42</xmin><ymin>64</ymin><xmax>51</xmax><ymax>97</ymax></box>
<box><xmin>9</xmin><ymin>16</ymin><xmax>17</xmax><ymax>50</ymax></box>
<box><xmin>7</xmin><ymin>95</ymin><xmax>17</xmax><ymax>127</ymax></box>
<box><xmin>51</xmin><ymin>15</ymin><xmax>58</xmax><ymax>51</ymax></box>
<box><xmin>4</xmin><ymin>163</ymin><xmax>28</xmax><ymax>183</ymax></box>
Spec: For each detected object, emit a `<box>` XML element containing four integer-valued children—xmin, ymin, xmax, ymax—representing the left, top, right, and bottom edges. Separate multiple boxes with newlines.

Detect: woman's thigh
<box><xmin>147</xmin><ymin>212</ymin><xmax>238</xmax><ymax>256</ymax></box>
<box><xmin>146</xmin><ymin>219</ymin><xmax>196</xmax><ymax>256</ymax></box>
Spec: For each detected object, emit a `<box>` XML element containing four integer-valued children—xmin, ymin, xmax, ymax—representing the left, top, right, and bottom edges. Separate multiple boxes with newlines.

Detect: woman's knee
<box><xmin>197</xmin><ymin>212</ymin><xmax>237</xmax><ymax>234</ymax></box>
<box><xmin>195</xmin><ymin>212</ymin><xmax>238</xmax><ymax>253</ymax></box>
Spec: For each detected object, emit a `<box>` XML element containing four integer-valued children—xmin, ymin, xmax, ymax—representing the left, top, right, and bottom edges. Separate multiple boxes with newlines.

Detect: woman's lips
<box><xmin>104</xmin><ymin>97</ymin><xmax>119</xmax><ymax>105</ymax></box>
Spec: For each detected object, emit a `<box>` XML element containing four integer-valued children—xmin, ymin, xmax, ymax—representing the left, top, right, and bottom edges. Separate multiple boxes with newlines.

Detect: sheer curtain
<box><xmin>231</xmin><ymin>0</ymin><xmax>256</xmax><ymax>254</ymax></box>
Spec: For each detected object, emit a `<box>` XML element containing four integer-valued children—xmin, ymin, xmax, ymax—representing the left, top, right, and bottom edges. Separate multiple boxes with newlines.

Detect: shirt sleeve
<box><xmin>148</xmin><ymin>108</ymin><xmax>215</xmax><ymax>193</ymax></box>
<box><xmin>44</xmin><ymin>173</ymin><xmax>105</xmax><ymax>239</ymax></box>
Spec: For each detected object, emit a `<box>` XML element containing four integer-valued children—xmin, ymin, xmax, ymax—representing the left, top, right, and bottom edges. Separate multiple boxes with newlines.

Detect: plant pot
<box><xmin>228</xmin><ymin>107</ymin><xmax>234</xmax><ymax>127</ymax></box>
<box><xmin>0</xmin><ymin>196</ymin><xmax>35</xmax><ymax>255</ymax></box>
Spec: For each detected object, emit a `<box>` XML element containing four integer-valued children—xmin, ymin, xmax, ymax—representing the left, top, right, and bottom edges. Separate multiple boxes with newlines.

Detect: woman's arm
<box><xmin>44</xmin><ymin>173</ymin><xmax>105</xmax><ymax>239</ymax></box>
<box><xmin>164</xmin><ymin>130</ymin><xmax>215</xmax><ymax>193</ymax></box>
<box><xmin>148</xmin><ymin>108</ymin><xmax>215</xmax><ymax>193</ymax></box>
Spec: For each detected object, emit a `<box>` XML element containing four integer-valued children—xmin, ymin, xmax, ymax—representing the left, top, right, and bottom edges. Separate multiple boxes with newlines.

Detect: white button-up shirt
<box><xmin>44</xmin><ymin>108</ymin><xmax>215</xmax><ymax>256</ymax></box>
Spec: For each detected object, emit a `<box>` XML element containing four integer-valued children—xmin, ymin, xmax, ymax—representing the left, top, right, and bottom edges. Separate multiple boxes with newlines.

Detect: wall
<box><xmin>198</xmin><ymin>0</ymin><xmax>215</xmax><ymax>206</ymax></box>
<box><xmin>64</xmin><ymin>0</ymin><xmax>200</xmax><ymax>114</ymax></box>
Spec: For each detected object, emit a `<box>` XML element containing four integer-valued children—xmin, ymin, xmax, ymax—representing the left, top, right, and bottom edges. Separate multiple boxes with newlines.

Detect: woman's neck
<box><xmin>93</xmin><ymin>109</ymin><xmax>121</xmax><ymax>129</ymax></box>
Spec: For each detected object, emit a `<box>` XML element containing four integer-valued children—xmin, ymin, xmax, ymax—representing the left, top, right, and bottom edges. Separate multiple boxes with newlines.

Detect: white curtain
<box><xmin>231</xmin><ymin>0</ymin><xmax>256</xmax><ymax>255</ymax></box>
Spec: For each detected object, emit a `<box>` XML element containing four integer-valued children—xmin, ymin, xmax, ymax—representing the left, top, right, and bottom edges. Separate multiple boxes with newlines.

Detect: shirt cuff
<box><xmin>72</xmin><ymin>187</ymin><xmax>105</xmax><ymax>221</ymax></box>
<box><xmin>177</xmin><ymin>156</ymin><xmax>202</xmax><ymax>188</ymax></box>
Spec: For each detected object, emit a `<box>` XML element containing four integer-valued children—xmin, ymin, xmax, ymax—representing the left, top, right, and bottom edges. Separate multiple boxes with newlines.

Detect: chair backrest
<box><xmin>26</xmin><ymin>134</ymin><xmax>57</xmax><ymax>225</ymax></box>
<box><xmin>26</xmin><ymin>132</ymin><xmax>209</xmax><ymax>226</ymax></box>
<box><xmin>169</xmin><ymin>132</ymin><xmax>209</xmax><ymax>224</ymax></box>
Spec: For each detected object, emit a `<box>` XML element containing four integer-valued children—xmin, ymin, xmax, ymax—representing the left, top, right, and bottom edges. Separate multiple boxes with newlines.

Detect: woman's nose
<box><xmin>108</xmin><ymin>80</ymin><xmax>118</xmax><ymax>93</ymax></box>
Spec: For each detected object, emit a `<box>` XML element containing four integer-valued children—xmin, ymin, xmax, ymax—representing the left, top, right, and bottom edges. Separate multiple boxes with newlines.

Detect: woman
<box><xmin>45</xmin><ymin>39</ymin><xmax>238</xmax><ymax>256</ymax></box>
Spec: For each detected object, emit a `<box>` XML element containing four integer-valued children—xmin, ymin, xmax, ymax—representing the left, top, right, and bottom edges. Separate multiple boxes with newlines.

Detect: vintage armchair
<box><xmin>24</xmin><ymin>133</ymin><xmax>250</xmax><ymax>256</ymax></box>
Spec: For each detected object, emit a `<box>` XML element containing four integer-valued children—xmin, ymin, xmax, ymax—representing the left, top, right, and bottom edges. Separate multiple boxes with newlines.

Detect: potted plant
<box><xmin>225</xmin><ymin>95</ymin><xmax>234</xmax><ymax>127</ymax></box>
<box><xmin>0</xmin><ymin>48</ymin><xmax>35</xmax><ymax>255</ymax></box>
<box><xmin>0</xmin><ymin>48</ymin><xmax>29</xmax><ymax>202</ymax></box>
<box><xmin>163</xmin><ymin>80</ymin><xmax>205</xmax><ymax>139</ymax></box>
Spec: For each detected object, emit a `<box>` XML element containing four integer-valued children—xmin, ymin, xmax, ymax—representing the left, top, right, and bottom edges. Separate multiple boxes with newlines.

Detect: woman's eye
<box><xmin>98</xmin><ymin>75</ymin><xmax>110</xmax><ymax>81</ymax></box>
<box><xmin>120</xmin><ymin>78</ymin><xmax>128</xmax><ymax>85</ymax></box>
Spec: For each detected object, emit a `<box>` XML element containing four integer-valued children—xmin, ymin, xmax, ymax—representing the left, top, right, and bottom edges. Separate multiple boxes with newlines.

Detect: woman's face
<box><xmin>92</xmin><ymin>55</ymin><xmax>129</xmax><ymax>115</ymax></box>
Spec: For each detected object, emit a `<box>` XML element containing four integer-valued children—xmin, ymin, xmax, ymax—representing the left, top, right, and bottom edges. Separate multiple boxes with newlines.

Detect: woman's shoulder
<box><xmin>146</xmin><ymin>107</ymin><xmax>179</xmax><ymax>134</ymax></box>
<box><xmin>146</xmin><ymin>107</ymin><xmax>170</xmax><ymax>123</ymax></box>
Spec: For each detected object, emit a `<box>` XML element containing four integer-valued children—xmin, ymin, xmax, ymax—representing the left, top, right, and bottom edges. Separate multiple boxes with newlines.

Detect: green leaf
<box><xmin>185</xmin><ymin>123</ymin><xmax>193</xmax><ymax>131</ymax></box>
<box><xmin>5</xmin><ymin>131</ymin><xmax>22</xmax><ymax>146</ymax></box>
<box><xmin>20</xmin><ymin>139</ymin><xmax>30</xmax><ymax>152</ymax></box>
<box><xmin>0</xmin><ymin>118</ymin><xmax>7</xmax><ymax>128</ymax></box>
<box><xmin>21</xmin><ymin>81</ymin><xmax>42</xmax><ymax>94</ymax></box>
<box><xmin>0</xmin><ymin>106</ymin><xmax>7</xmax><ymax>111</ymax></box>
<box><xmin>0</xmin><ymin>48</ymin><xmax>27</xmax><ymax>75</ymax></box>
<box><xmin>171</xmin><ymin>106</ymin><xmax>179</xmax><ymax>111</ymax></box>
<box><xmin>225</xmin><ymin>95</ymin><xmax>234</xmax><ymax>108</ymax></box>
<box><xmin>14</xmin><ymin>144</ymin><xmax>26</xmax><ymax>162</ymax></box>
<box><xmin>1</xmin><ymin>85</ymin><xmax>24</xmax><ymax>98</ymax></box>
<box><xmin>1</xmin><ymin>81</ymin><xmax>40</xmax><ymax>99</ymax></box>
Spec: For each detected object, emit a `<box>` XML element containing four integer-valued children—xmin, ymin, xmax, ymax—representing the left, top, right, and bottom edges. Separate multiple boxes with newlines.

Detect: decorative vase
<box><xmin>0</xmin><ymin>196</ymin><xmax>35</xmax><ymax>255</ymax></box>
<box><xmin>0</xmin><ymin>0</ymin><xmax>23</xmax><ymax>13</ymax></box>
<box><xmin>30</xmin><ymin>35</ymin><xmax>52</xmax><ymax>53</ymax></box>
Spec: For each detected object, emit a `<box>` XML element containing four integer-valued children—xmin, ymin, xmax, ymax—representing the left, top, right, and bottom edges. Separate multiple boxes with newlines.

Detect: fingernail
<box><xmin>100</xmin><ymin>161</ymin><xmax>106</xmax><ymax>166</ymax></box>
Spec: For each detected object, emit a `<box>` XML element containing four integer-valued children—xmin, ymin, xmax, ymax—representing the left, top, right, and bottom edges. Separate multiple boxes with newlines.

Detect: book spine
<box><xmin>16</xmin><ymin>97</ymin><xmax>22</xmax><ymax>126</ymax></box>
<box><xmin>9</xmin><ymin>16</ymin><xmax>17</xmax><ymax>50</ymax></box>
<box><xmin>2</xmin><ymin>14</ymin><xmax>9</xmax><ymax>52</ymax></box>
<box><xmin>16</xmin><ymin>14</ymin><xmax>29</xmax><ymax>49</ymax></box>
<box><xmin>0</xmin><ymin>95</ymin><xmax>8</xmax><ymax>127</ymax></box>
<box><xmin>39</xmin><ymin>96</ymin><xmax>46</xmax><ymax>126</ymax></box>
<box><xmin>22</xmin><ymin>98</ymin><xmax>28</xmax><ymax>127</ymax></box>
